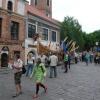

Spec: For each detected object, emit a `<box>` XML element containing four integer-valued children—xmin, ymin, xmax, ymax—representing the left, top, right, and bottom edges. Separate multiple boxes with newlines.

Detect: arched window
<box><xmin>47</xmin><ymin>0</ymin><xmax>50</xmax><ymax>6</ymax></box>
<box><xmin>7</xmin><ymin>1</ymin><xmax>13</xmax><ymax>11</ymax></box>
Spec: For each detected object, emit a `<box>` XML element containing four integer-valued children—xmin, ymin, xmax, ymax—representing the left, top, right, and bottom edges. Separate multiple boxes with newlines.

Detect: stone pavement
<box><xmin>0</xmin><ymin>63</ymin><xmax>100</xmax><ymax>100</ymax></box>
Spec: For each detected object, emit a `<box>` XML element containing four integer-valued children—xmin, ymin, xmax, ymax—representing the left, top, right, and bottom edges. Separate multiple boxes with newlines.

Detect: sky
<box><xmin>28</xmin><ymin>0</ymin><xmax>100</xmax><ymax>33</ymax></box>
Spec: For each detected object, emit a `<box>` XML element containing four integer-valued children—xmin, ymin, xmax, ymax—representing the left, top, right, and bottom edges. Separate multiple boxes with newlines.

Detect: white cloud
<box><xmin>52</xmin><ymin>0</ymin><xmax>100</xmax><ymax>33</ymax></box>
<box><xmin>28</xmin><ymin>0</ymin><xmax>100</xmax><ymax>33</ymax></box>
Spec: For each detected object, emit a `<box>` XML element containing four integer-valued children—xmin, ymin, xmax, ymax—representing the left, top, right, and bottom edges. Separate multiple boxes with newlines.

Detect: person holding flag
<box><xmin>64</xmin><ymin>52</ymin><xmax>69</xmax><ymax>73</ymax></box>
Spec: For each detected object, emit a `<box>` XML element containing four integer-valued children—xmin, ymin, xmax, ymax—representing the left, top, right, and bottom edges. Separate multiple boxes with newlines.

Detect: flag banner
<box><xmin>63</xmin><ymin>42</ymin><xmax>67</xmax><ymax>52</ymax></box>
<box><xmin>64</xmin><ymin>36</ymin><xmax>68</xmax><ymax>42</ymax></box>
<box><xmin>60</xmin><ymin>41</ymin><xmax>68</xmax><ymax>52</ymax></box>
<box><xmin>60</xmin><ymin>37</ymin><xmax>68</xmax><ymax>52</ymax></box>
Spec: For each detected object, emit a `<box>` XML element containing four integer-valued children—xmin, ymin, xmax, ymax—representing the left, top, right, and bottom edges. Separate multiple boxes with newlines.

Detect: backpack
<box><xmin>40</xmin><ymin>64</ymin><xmax>46</xmax><ymax>77</ymax></box>
<box><xmin>39</xmin><ymin>63</ymin><xmax>45</xmax><ymax>73</ymax></box>
<box><xmin>40</xmin><ymin>65</ymin><xmax>45</xmax><ymax>73</ymax></box>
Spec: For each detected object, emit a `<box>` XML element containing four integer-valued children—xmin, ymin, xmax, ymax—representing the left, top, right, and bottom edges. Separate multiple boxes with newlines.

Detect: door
<box><xmin>1</xmin><ymin>53</ymin><xmax>8</xmax><ymax>67</ymax></box>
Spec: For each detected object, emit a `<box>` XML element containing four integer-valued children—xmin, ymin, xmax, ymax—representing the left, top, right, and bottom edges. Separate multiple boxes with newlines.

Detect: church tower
<box><xmin>30</xmin><ymin>0</ymin><xmax>52</xmax><ymax>18</ymax></box>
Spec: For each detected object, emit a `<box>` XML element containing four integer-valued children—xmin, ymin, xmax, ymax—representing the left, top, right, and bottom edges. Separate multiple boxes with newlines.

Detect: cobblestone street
<box><xmin>0</xmin><ymin>63</ymin><xmax>100</xmax><ymax>100</ymax></box>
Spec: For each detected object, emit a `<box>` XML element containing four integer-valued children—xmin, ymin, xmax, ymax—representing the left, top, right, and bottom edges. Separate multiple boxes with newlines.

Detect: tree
<box><xmin>83</xmin><ymin>30</ymin><xmax>100</xmax><ymax>50</ymax></box>
<box><xmin>60</xmin><ymin>16</ymin><xmax>85</xmax><ymax>50</ymax></box>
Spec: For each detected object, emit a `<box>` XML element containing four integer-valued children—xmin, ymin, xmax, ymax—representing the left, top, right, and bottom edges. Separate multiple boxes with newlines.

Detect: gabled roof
<box><xmin>26</xmin><ymin>4</ymin><xmax>60</xmax><ymax>25</ymax></box>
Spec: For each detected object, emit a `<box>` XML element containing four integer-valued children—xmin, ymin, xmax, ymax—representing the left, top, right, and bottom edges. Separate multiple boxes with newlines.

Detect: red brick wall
<box><xmin>0</xmin><ymin>10</ymin><xmax>25</xmax><ymax>41</ymax></box>
<box><xmin>31</xmin><ymin>0</ymin><xmax>52</xmax><ymax>17</ymax></box>
<box><xmin>0</xmin><ymin>10</ymin><xmax>25</xmax><ymax>67</ymax></box>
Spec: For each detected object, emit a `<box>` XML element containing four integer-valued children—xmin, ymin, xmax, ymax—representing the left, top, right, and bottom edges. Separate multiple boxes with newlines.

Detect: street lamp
<box><xmin>96</xmin><ymin>42</ymin><xmax>99</xmax><ymax>52</ymax></box>
<box><xmin>96</xmin><ymin>42</ymin><xmax>98</xmax><ymax>46</ymax></box>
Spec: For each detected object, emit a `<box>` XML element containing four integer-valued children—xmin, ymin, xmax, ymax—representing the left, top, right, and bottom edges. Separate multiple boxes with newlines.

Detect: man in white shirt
<box><xmin>12</xmin><ymin>55</ymin><xmax>23</xmax><ymax>98</ymax></box>
<box><xmin>49</xmin><ymin>53</ymin><xmax>58</xmax><ymax>78</ymax></box>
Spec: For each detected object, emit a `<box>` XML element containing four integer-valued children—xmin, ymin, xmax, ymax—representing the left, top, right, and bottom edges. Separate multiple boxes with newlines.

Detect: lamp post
<box><xmin>96</xmin><ymin>42</ymin><xmax>99</xmax><ymax>52</ymax></box>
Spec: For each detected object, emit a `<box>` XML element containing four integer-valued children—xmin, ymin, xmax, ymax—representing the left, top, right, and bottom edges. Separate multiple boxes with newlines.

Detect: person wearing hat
<box><xmin>30</xmin><ymin>58</ymin><xmax>47</xmax><ymax>99</ymax></box>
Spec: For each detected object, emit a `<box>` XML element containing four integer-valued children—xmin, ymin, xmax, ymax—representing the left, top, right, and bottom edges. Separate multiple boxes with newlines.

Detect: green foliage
<box><xmin>60</xmin><ymin>16</ymin><xmax>100</xmax><ymax>51</ymax></box>
<box><xmin>82</xmin><ymin>30</ymin><xmax>100</xmax><ymax>50</ymax></box>
<box><xmin>60</xmin><ymin>16</ymin><xmax>85</xmax><ymax>50</ymax></box>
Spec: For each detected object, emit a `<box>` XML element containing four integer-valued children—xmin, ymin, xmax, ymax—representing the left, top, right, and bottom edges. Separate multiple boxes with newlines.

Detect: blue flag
<box><xmin>60</xmin><ymin>41</ymin><xmax>68</xmax><ymax>52</ymax></box>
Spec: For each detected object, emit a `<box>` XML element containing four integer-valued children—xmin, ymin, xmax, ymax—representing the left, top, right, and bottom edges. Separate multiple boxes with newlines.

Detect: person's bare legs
<box><xmin>33</xmin><ymin>83</ymin><xmax>39</xmax><ymax>98</ymax></box>
<box><xmin>19</xmin><ymin>84</ymin><xmax>22</xmax><ymax>93</ymax></box>
<box><xmin>39</xmin><ymin>83</ymin><xmax>47</xmax><ymax>93</ymax></box>
<box><xmin>33</xmin><ymin>82</ymin><xmax>47</xmax><ymax>98</ymax></box>
<box><xmin>15</xmin><ymin>84</ymin><xmax>19</xmax><ymax>94</ymax></box>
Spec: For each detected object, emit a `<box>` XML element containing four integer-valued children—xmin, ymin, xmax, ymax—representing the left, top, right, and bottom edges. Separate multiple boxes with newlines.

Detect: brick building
<box><xmin>0</xmin><ymin>0</ymin><xmax>26</xmax><ymax>67</ymax></box>
<box><xmin>24</xmin><ymin>0</ymin><xmax>60</xmax><ymax>64</ymax></box>
<box><xmin>30</xmin><ymin>0</ymin><xmax>52</xmax><ymax>17</ymax></box>
<box><xmin>0</xmin><ymin>0</ymin><xmax>61</xmax><ymax>66</ymax></box>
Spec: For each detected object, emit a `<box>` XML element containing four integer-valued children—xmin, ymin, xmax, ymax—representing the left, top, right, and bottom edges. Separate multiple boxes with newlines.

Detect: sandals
<box><xmin>33</xmin><ymin>94</ymin><xmax>38</xmax><ymax>99</ymax></box>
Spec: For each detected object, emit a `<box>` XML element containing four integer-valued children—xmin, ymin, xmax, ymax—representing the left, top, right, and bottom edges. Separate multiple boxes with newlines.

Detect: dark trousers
<box><xmin>64</xmin><ymin>61</ymin><xmax>68</xmax><ymax>72</ymax></box>
<box><xmin>68</xmin><ymin>60</ymin><xmax>70</xmax><ymax>69</ymax></box>
<box><xmin>50</xmin><ymin>66</ymin><xmax>57</xmax><ymax>78</ymax></box>
<box><xmin>75</xmin><ymin>57</ymin><xmax>78</xmax><ymax>64</ymax></box>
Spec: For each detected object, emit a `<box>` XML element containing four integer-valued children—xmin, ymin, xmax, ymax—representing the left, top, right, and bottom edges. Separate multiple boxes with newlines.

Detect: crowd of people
<box><xmin>8</xmin><ymin>50</ymin><xmax>100</xmax><ymax>99</ymax></box>
<box><xmin>74</xmin><ymin>51</ymin><xmax>100</xmax><ymax>65</ymax></box>
<box><xmin>8</xmin><ymin>52</ymin><xmax>59</xmax><ymax>99</ymax></box>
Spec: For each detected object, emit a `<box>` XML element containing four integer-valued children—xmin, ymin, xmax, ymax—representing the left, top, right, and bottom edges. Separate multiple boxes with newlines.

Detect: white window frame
<box><xmin>42</xmin><ymin>27</ymin><xmax>49</xmax><ymax>41</ymax></box>
<box><xmin>51</xmin><ymin>30</ymin><xmax>57</xmax><ymax>42</ymax></box>
<box><xmin>28</xmin><ymin>22</ymin><xmax>37</xmax><ymax>39</ymax></box>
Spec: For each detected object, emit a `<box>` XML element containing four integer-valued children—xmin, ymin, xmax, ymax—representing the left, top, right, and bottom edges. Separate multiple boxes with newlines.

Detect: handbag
<box><xmin>22</xmin><ymin>65</ymin><xmax>26</xmax><ymax>74</ymax></box>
